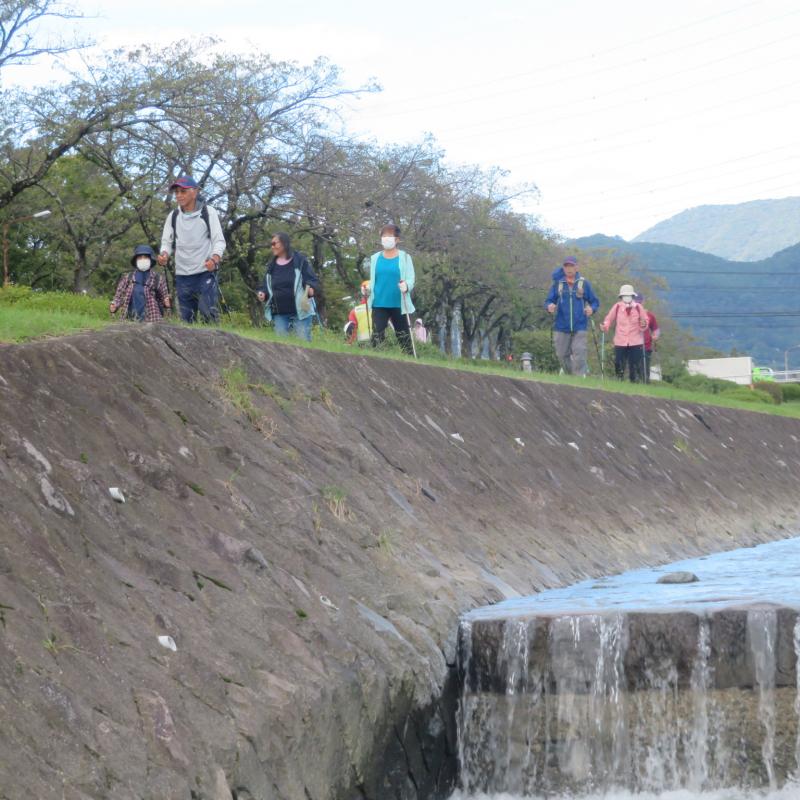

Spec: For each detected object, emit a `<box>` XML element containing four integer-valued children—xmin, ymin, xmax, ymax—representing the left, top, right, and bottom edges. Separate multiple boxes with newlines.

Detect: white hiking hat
<box><xmin>618</xmin><ymin>284</ymin><xmax>635</xmax><ymax>297</ymax></box>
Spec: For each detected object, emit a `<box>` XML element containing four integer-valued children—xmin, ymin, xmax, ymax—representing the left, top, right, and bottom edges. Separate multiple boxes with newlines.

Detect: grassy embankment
<box><xmin>2</xmin><ymin>287</ymin><xmax>799</xmax><ymax>419</ymax></box>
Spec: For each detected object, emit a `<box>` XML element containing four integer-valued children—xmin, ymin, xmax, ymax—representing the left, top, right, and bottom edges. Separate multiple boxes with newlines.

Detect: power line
<box><xmin>535</xmin><ymin>144</ymin><xmax>800</xmax><ymax>208</ymax></box>
<box><xmin>672</xmin><ymin>311</ymin><xmax>800</xmax><ymax>317</ymax></box>
<box><xmin>631</xmin><ymin>269</ymin><xmax>799</xmax><ymax>275</ymax></box>
<box><xmin>549</xmin><ymin>173</ymin><xmax>800</xmax><ymax>234</ymax></box>
<box><xmin>660</xmin><ymin>285</ymin><xmax>800</xmax><ymax>290</ymax></box>
<box><xmin>445</xmin><ymin>74</ymin><xmax>800</xmax><ymax>157</ymax></box>
<box><xmin>434</xmin><ymin>39</ymin><xmax>800</xmax><ymax>145</ymax></box>
<box><xmin>355</xmin><ymin>1</ymin><xmax>778</xmax><ymax>119</ymax></box>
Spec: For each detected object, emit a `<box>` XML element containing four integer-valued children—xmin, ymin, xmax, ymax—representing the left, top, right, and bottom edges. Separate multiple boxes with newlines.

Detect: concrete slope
<box><xmin>0</xmin><ymin>325</ymin><xmax>798</xmax><ymax>800</ymax></box>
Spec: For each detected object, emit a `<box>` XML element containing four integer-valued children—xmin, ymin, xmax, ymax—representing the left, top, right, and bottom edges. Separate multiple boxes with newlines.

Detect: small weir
<box><xmin>452</xmin><ymin>538</ymin><xmax>800</xmax><ymax>799</ymax></box>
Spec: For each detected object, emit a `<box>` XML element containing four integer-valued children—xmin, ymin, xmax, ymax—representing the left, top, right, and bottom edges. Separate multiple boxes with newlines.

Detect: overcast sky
<box><xmin>7</xmin><ymin>0</ymin><xmax>800</xmax><ymax>241</ymax></box>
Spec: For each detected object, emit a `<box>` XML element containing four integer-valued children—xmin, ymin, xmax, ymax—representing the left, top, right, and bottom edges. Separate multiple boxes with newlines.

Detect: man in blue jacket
<box><xmin>544</xmin><ymin>256</ymin><xmax>600</xmax><ymax>376</ymax></box>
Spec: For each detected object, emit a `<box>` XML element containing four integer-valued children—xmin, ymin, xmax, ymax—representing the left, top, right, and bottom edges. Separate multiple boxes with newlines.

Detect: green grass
<box><xmin>3</xmin><ymin>287</ymin><xmax>800</xmax><ymax>419</ymax></box>
<box><xmin>230</xmin><ymin>324</ymin><xmax>800</xmax><ymax>418</ymax></box>
<box><xmin>0</xmin><ymin>306</ymin><xmax>110</xmax><ymax>342</ymax></box>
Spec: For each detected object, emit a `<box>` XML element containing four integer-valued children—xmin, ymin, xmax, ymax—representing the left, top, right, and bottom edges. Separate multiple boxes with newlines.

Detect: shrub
<box><xmin>720</xmin><ymin>387</ymin><xmax>776</xmax><ymax>404</ymax></box>
<box><xmin>751</xmin><ymin>380</ymin><xmax>782</xmax><ymax>404</ymax></box>
<box><xmin>0</xmin><ymin>287</ymin><xmax>107</xmax><ymax>318</ymax></box>
<box><xmin>671</xmin><ymin>373</ymin><xmax>738</xmax><ymax>395</ymax></box>
<box><xmin>781</xmin><ymin>383</ymin><xmax>800</xmax><ymax>402</ymax></box>
<box><xmin>0</xmin><ymin>286</ymin><xmax>34</xmax><ymax>305</ymax></box>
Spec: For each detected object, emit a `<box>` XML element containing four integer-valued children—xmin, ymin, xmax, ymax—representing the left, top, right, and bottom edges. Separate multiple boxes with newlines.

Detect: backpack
<box><xmin>170</xmin><ymin>204</ymin><xmax>211</xmax><ymax>244</ymax></box>
<box><xmin>557</xmin><ymin>276</ymin><xmax>585</xmax><ymax>299</ymax></box>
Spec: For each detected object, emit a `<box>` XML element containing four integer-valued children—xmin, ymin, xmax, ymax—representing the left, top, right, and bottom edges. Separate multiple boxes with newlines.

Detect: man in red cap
<box><xmin>158</xmin><ymin>176</ymin><xmax>226</xmax><ymax>323</ymax></box>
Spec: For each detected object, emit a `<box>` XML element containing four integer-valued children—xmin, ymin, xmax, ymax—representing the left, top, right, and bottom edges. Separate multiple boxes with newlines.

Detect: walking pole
<box><xmin>401</xmin><ymin>290</ymin><xmax>417</xmax><ymax>359</ymax></box>
<box><xmin>589</xmin><ymin>318</ymin><xmax>602</xmax><ymax>376</ymax></box>
<box><xmin>213</xmin><ymin>270</ymin><xmax>233</xmax><ymax>323</ymax></box>
<box><xmin>601</xmin><ymin>329</ymin><xmax>606</xmax><ymax>378</ymax></box>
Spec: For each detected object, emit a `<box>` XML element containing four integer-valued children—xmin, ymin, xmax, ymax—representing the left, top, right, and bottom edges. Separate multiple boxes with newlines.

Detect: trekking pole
<box><xmin>601</xmin><ymin>329</ymin><xmax>606</xmax><ymax>378</ymax></box>
<box><xmin>401</xmin><ymin>291</ymin><xmax>417</xmax><ymax>359</ymax></box>
<box><xmin>589</xmin><ymin>318</ymin><xmax>602</xmax><ymax>377</ymax></box>
<box><xmin>213</xmin><ymin>270</ymin><xmax>233</xmax><ymax>323</ymax></box>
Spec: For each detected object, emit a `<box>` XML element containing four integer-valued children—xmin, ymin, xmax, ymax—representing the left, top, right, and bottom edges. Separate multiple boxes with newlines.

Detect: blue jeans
<box><xmin>176</xmin><ymin>271</ymin><xmax>219</xmax><ymax>323</ymax></box>
<box><xmin>273</xmin><ymin>313</ymin><xmax>312</xmax><ymax>341</ymax></box>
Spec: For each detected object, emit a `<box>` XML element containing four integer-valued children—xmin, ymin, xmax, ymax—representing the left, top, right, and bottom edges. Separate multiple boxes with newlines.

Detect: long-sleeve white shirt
<box><xmin>160</xmin><ymin>203</ymin><xmax>226</xmax><ymax>276</ymax></box>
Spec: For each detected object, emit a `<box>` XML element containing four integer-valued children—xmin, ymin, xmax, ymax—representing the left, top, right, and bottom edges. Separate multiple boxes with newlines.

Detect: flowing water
<box><xmin>452</xmin><ymin>537</ymin><xmax>800</xmax><ymax>800</ymax></box>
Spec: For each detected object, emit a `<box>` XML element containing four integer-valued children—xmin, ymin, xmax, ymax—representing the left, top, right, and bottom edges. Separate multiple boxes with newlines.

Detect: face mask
<box><xmin>381</xmin><ymin>236</ymin><xmax>396</xmax><ymax>250</ymax></box>
<box><xmin>621</xmin><ymin>295</ymin><xmax>633</xmax><ymax>305</ymax></box>
<box><xmin>136</xmin><ymin>258</ymin><xmax>151</xmax><ymax>272</ymax></box>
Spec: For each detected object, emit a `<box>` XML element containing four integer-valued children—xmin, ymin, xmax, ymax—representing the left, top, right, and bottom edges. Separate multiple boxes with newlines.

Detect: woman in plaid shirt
<box><xmin>110</xmin><ymin>245</ymin><xmax>171</xmax><ymax>322</ymax></box>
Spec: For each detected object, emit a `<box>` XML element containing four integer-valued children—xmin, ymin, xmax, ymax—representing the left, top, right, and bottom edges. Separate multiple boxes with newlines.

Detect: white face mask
<box><xmin>381</xmin><ymin>236</ymin><xmax>396</xmax><ymax>251</ymax></box>
<box><xmin>136</xmin><ymin>258</ymin><xmax>151</xmax><ymax>272</ymax></box>
<box><xmin>621</xmin><ymin>295</ymin><xmax>633</xmax><ymax>305</ymax></box>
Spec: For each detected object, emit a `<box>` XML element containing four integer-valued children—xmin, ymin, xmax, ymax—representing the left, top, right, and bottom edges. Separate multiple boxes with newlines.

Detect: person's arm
<box><xmin>585</xmin><ymin>280</ymin><xmax>600</xmax><ymax>313</ymax></box>
<box><xmin>650</xmin><ymin>312</ymin><xmax>660</xmax><ymax>339</ymax></box>
<box><xmin>208</xmin><ymin>207</ymin><xmax>226</xmax><ymax>262</ymax></box>
<box><xmin>109</xmin><ymin>274</ymin><xmax>130</xmax><ymax>313</ymax></box>
<box><xmin>399</xmin><ymin>252</ymin><xmax>415</xmax><ymax>294</ymax></box>
<box><xmin>367</xmin><ymin>255</ymin><xmax>376</xmax><ymax>308</ymax></box>
<box><xmin>601</xmin><ymin>304</ymin><xmax>617</xmax><ymax>331</ymax></box>
<box><xmin>299</xmin><ymin>254</ymin><xmax>320</xmax><ymax>295</ymax></box>
<box><xmin>158</xmin><ymin>214</ymin><xmax>174</xmax><ymax>265</ymax></box>
<box><xmin>156</xmin><ymin>275</ymin><xmax>171</xmax><ymax>309</ymax></box>
<box><xmin>544</xmin><ymin>282</ymin><xmax>558</xmax><ymax>311</ymax></box>
<box><xmin>256</xmin><ymin>263</ymin><xmax>271</xmax><ymax>302</ymax></box>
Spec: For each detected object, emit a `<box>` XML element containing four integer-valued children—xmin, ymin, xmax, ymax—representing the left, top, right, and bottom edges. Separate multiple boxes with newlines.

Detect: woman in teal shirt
<box><xmin>366</xmin><ymin>223</ymin><xmax>415</xmax><ymax>355</ymax></box>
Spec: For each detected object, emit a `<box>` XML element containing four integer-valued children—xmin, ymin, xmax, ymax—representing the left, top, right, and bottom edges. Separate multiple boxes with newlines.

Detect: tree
<box><xmin>36</xmin><ymin>155</ymin><xmax>146</xmax><ymax>292</ymax></box>
<box><xmin>0</xmin><ymin>0</ymin><xmax>89</xmax><ymax>74</ymax></box>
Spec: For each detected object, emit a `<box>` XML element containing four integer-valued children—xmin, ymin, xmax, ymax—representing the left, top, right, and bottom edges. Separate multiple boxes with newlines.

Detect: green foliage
<box><xmin>751</xmin><ymin>380</ymin><xmax>782</xmax><ymax>404</ymax></box>
<box><xmin>0</xmin><ymin>287</ymin><xmax>108</xmax><ymax>317</ymax></box>
<box><xmin>219</xmin><ymin>365</ymin><xmax>262</xmax><ymax>427</ymax></box>
<box><xmin>670</xmin><ymin>373</ymin><xmax>739</xmax><ymax>394</ymax></box>
<box><xmin>719</xmin><ymin>387</ymin><xmax>777</xmax><ymax>405</ymax></box>
<box><xmin>321</xmin><ymin>485</ymin><xmax>348</xmax><ymax>519</ymax></box>
<box><xmin>511</xmin><ymin>329</ymin><xmax>559</xmax><ymax>372</ymax></box>
<box><xmin>781</xmin><ymin>383</ymin><xmax>800</xmax><ymax>402</ymax></box>
<box><xmin>0</xmin><ymin>306</ymin><xmax>109</xmax><ymax>342</ymax></box>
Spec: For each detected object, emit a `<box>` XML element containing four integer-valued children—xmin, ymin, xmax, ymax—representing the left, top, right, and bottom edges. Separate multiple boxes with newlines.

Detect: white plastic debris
<box><xmin>606</xmin><ymin>441</ymin><xmax>616</xmax><ymax>450</ymax></box>
<box><xmin>108</xmin><ymin>487</ymin><xmax>126</xmax><ymax>503</ymax></box>
<box><xmin>319</xmin><ymin>595</ymin><xmax>339</xmax><ymax>611</ymax></box>
<box><xmin>157</xmin><ymin>635</ymin><xmax>177</xmax><ymax>652</ymax></box>
<box><xmin>450</xmin><ymin>433</ymin><xmax>464</xmax><ymax>442</ymax></box>
<box><xmin>568</xmin><ymin>442</ymin><xmax>580</xmax><ymax>451</ymax></box>
<box><xmin>640</xmin><ymin>444</ymin><xmax>648</xmax><ymax>450</ymax></box>
<box><xmin>514</xmin><ymin>437</ymin><xmax>525</xmax><ymax>447</ymax></box>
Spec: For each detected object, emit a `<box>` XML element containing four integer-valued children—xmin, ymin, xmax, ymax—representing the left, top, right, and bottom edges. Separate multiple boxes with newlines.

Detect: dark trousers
<box><xmin>371</xmin><ymin>307</ymin><xmax>412</xmax><ymax>355</ymax></box>
<box><xmin>644</xmin><ymin>349</ymin><xmax>652</xmax><ymax>383</ymax></box>
<box><xmin>614</xmin><ymin>345</ymin><xmax>646</xmax><ymax>382</ymax></box>
<box><xmin>176</xmin><ymin>271</ymin><xmax>219</xmax><ymax>323</ymax></box>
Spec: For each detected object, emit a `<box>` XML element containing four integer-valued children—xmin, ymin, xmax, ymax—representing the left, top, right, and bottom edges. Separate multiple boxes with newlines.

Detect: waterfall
<box><xmin>456</xmin><ymin>606</ymin><xmax>800</xmax><ymax>797</ymax></box>
<box><xmin>749</xmin><ymin>609</ymin><xmax>778</xmax><ymax>790</ymax></box>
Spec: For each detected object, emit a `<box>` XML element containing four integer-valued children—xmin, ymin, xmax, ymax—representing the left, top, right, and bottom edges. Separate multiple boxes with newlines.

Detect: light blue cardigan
<box><xmin>367</xmin><ymin>250</ymin><xmax>416</xmax><ymax>314</ymax></box>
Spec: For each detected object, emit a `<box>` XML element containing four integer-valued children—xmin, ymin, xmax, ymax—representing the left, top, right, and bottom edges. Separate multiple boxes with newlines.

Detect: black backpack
<box><xmin>170</xmin><ymin>204</ymin><xmax>211</xmax><ymax>243</ymax></box>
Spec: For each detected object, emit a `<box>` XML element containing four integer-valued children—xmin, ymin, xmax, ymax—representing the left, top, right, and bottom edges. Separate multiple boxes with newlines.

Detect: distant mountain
<box><xmin>573</xmin><ymin>234</ymin><xmax>800</xmax><ymax>367</ymax></box>
<box><xmin>633</xmin><ymin>197</ymin><xmax>800</xmax><ymax>261</ymax></box>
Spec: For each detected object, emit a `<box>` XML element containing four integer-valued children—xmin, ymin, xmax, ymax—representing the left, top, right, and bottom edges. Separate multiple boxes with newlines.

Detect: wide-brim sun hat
<box><xmin>131</xmin><ymin>244</ymin><xmax>156</xmax><ymax>267</ymax></box>
<box><xmin>618</xmin><ymin>284</ymin><xmax>635</xmax><ymax>297</ymax></box>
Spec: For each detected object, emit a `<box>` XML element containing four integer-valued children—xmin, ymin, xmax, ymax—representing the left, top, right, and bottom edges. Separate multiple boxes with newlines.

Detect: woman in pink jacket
<box><xmin>601</xmin><ymin>284</ymin><xmax>648</xmax><ymax>382</ymax></box>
